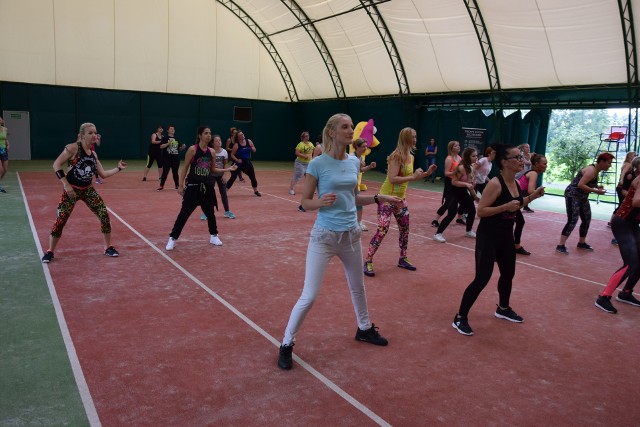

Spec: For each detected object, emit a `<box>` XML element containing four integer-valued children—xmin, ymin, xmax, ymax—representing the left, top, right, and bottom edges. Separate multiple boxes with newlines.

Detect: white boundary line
<box><xmin>18</xmin><ymin>172</ymin><xmax>102</xmax><ymax>427</ymax></box>
<box><xmin>106</xmin><ymin>207</ymin><xmax>392</xmax><ymax>427</ymax></box>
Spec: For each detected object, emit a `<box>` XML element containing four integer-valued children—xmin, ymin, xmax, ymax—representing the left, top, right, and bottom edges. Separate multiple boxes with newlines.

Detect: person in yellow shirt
<box><xmin>288</xmin><ymin>131</ymin><xmax>315</xmax><ymax>195</ymax></box>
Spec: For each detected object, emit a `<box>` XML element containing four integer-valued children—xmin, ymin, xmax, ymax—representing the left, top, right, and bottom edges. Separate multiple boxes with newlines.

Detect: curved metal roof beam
<box><xmin>617</xmin><ymin>0</ymin><xmax>638</xmax><ymax>150</ymax></box>
<box><xmin>216</xmin><ymin>0</ymin><xmax>299</xmax><ymax>102</ymax></box>
<box><xmin>278</xmin><ymin>0</ymin><xmax>346</xmax><ymax>98</ymax></box>
<box><xmin>463</xmin><ymin>0</ymin><xmax>502</xmax><ymax>110</ymax></box>
<box><xmin>359</xmin><ymin>0</ymin><xmax>410</xmax><ymax>95</ymax></box>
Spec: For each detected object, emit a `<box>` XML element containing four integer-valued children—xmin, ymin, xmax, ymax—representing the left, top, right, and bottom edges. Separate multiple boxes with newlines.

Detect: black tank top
<box><xmin>66</xmin><ymin>143</ymin><xmax>97</xmax><ymax>188</ymax></box>
<box><xmin>479</xmin><ymin>174</ymin><xmax>523</xmax><ymax>231</ymax></box>
<box><xmin>187</xmin><ymin>145</ymin><xmax>215</xmax><ymax>185</ymax></box>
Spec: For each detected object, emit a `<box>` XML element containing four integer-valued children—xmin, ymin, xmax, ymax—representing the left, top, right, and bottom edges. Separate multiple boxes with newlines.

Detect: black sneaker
<box><xmin>278</xmin><ymin>343</ymin><xmax>294</xmax><ymax>370</ymax></box>
<box><xmin>611</xmin><ymin>239</ymin><xmax>619</xmax><ymax>246</ymax></box>
<box><xmin>494</xmin><ymin>305</ymin><xmax>524</xmax><ymax>322</ymax></box>
<box><xmin>523</xmin><ymin>206</ymin><xmax>534</xmax><ymax>213</ymax></box>
<box><xmin>515</xmin><ymin>247</ymin><xmax>531</xmax><ymax>256</ymax></box>
<box><xmin>577</xmin><ymin>242</ymin><xmax>594</xmax><ymax>251</ymax></box>
<box><xmin>595</xmin><ymin>295</ymin><xmax>617</xmax><ymax>313</ymax></box>
<box><xmin>355</xmin><ymin>324</ymin><xmax>388</xmax><ymax>346</ymax></box>
<box><xmin>452</xmin><ymin>315</ymin><xmax>474</xmax><ymax>336</ymax></box>
<box><xmin>142</xmin><ymin>177</ymin><xmax>147</xmax><ymax>181</ymax></box>
<box><xmin>254</xmin><ymin>191</ymin><xmax>262</xmax><ymax>197</ymax></box>
<box><xmin>298</xmin><ymin>205</ymin><xmax>306</xmax><ymax>213</ymax></box>
<box><xmin>616</xmin><ymin>291</ymin><xmax>640</xmax><ymax>307</ymax></box>
<box><xmin>556</xmin><ymin>245</ymin><xmax>569</xmax><ymax>255</ymax></box>
<box><xmin>41</xmin><ymin>251</ymin><xmax>54</xmax><ymax>263</ymax></box>
<box><xmin>104</xmin><ymin>246</ymin><xmax>119</xmax><ymax>257</ymax></box>
<box><xmin>431</xmin><ymin>220</ymin><xmax>439</xmax><ymax>228</ymax></box>
<box><xmin>455</xmin><ymin>218</ymin><xmax>465</xmax><ymax>225</ymax></box>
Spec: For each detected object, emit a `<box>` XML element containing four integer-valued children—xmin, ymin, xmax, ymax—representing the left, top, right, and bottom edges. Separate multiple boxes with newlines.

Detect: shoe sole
<box><xmin>594</xmin><ymin>302</ymin><xmax>617</xmax><ymax>313</ymax></box>
<box><xmin>398</xmin><ymin>265</ymin><xmax>416</xmax><ymax>271</ymax></box>
<box><xmin>577</xmin><ymin>247</ymin><xmax>594</xmax><ymax>251</ymax></box>
<box><xmin>616</xmin><ymin>295</ymin><xmax>640</xmax><ymax>307</ymax></box>
<box><xmin>556</xmin><ymin>250</ymin><xmax>568</xmax><ymax>255</ymax></box>
<box><xmin>494</xmin><ymin>312</ymin><xmax>524</xmax><ymax>323</ymax></box>
<box><xmin>451</xmin><ymin>322</ymin><xmax>474</xmax><ymax>336</ymax></box>
<box><xmin>433</xmin><ymin>238</ymin><xmax>446</xmax><ymax>243</ymax></box>
<box><xmin>105</xmin><ymin>254</ymin><xmax>119</xmax><ymax>257</ymax></box>
<box><xmin>364</xmin><ymin>272</ymin><xmax>375</xmax><ymax>277</ymax></box>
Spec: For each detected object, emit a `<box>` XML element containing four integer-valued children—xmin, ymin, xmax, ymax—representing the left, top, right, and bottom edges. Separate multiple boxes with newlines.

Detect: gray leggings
<box><xmin>561</xmin><ymin>195</ymin><xmax>591</xmax><ymax>238</ymax></box>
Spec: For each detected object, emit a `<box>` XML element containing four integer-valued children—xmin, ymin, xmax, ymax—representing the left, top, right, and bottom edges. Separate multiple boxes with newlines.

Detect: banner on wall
<box><xmin>461</xmin><ymin>127</ymin><xmax>486</xmax><ymax>154</ymax></box>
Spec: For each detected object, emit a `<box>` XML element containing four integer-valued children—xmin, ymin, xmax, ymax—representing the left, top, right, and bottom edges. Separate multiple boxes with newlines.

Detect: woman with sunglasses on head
<box><xmin>277</xmin><ymin>114</ymin><xmax>402</xmax><ymax>371</ymax></box>
<box><xmin>556</xmin><ymin>152</ymin><xmax>614</xmax><ymax>254</ymax></box>
<box><xmin>363</xmin><ymin>128</ymin><xmax>436</xmax><ymax>276</ymax></box>
<box><xmin>452</xmin><ymin>144</ymin><xmax>544</xmax><ymax>336</ymax></box>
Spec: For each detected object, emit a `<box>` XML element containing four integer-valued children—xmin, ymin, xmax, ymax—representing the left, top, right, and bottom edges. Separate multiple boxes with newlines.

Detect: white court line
<box><xmin>106</xmin><ymin>207</ymin><xmax>391</xmax><ymax>427</ymax></box>
<box><xmin>18</xmin><ymin>173</ymin><xmax>102</xmax><ymax>427</ymax></box>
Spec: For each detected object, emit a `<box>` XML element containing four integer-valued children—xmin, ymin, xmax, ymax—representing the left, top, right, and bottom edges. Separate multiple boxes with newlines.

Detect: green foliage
<box><xmin>546</xmin><ymin>110</ymin><xmax>609</xmax><ymax>181</ymax></box>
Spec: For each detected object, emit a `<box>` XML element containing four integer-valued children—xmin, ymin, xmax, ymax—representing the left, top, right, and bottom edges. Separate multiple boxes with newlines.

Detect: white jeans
<box><xmin>282</xmin><ymin>226</ymin><xmax>371</xmax><ymax>345</ymax></box>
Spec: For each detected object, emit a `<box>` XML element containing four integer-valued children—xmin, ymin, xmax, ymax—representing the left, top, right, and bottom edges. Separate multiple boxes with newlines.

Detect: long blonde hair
<box><xmin>447</xmin><ymin>140</ymin><xmax>459</xmax><ymax>157</ymax></box>
<box><xmin>76</xmin><ymin>122</ymin><xmax>95</xmax><ymax>143</ymax></box>
<box><xmin>388</xmin><ymin>127</ymin><xmax>415</xmax><ymax>166</ymax></box>
<box><xmin>322</xmin><ymin>113</ymin><xmax>351</xmax><ymax>154</ymax></box>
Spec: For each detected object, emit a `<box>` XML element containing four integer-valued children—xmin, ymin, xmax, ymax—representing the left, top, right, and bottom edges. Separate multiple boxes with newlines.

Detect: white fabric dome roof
<box><xmin>0</xmin><ymin>0</ymin><xmax>636</xmax><ymax>103</ymax></box>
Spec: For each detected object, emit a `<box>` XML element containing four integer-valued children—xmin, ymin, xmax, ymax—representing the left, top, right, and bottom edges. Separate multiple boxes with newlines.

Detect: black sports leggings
<box><xmin>437</xmin><ymin>189</ymin><xmax>475</xmax><ymax>233</ymax></box>
<box><xmin>226</xmin><ymin>159</ymin><xmax>258</xmax><ymax>189</ymax></box>
<box><xmin>458</xmin><ymin>225</ymin><xmax>516</xmax><ymax>317</ymax></box>
<box><xmin>513</xmin><ymin>210</ymin><xmax>525</xmax><ymax>245</ymax></box>
<box><xmin>602</xmin><ymin>216</ymin><xmax>640</xmax><ymax>296</ymax></box>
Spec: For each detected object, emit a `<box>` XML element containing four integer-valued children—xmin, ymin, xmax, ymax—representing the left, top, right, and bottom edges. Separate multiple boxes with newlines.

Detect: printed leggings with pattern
<box><xmin>561</xmin><ymin>195</ymin><xmax>591</xmax><ymax>237</ymax></box>
<box><xmin>365</xmin><ymin>199</ymin><xmax>409</xmax><ymax>261</ymax></box>
<box><xmin>50</xmin><ymin>186</ymin><xmax>111</xmax><ymax>237</ymax></box>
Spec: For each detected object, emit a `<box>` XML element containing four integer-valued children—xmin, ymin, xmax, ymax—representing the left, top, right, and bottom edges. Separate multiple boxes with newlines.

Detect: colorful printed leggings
<box><xmin>365</xmin><ymin>199</ymin><xmax>409</xmax><ymax>261</ymax></box>
<box><xmin>561</xmin><ymin>194</ymin><xmax>591</xmax><ymax>237</ymax></box>
<box><xmin>50</xmin><ymin>186</ymin><xmax>111</xmax><ymax>237</ymax></box>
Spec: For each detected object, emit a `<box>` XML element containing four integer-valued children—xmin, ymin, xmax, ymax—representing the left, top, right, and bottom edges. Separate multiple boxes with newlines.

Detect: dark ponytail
<box><xmin>491</xmin><ymin>143</ymin><xmax>517</xmax><ymax>170</ymax></box>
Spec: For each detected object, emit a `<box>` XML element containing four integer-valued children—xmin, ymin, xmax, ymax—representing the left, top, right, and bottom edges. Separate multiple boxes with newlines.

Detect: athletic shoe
<box><xmin>254</xmin><ymin>191</ymin><xmax>262</xmax><ymax>197</ymax></box>
<box><xmin>465</xmin><ymin>231</ymin><xmax>476</xmax><ymax>238</ymax></box>
<box><xmin>239</xmin><ymin>176</ymin><xmax>245</xmax><ymax>182</ymax></box>
<box><xmin>200</xmin><ymin>214</ymin><xmax>207</xmax><ymax>220</ymax></box>
<box><xmin>166</xmin><ymin>237</ymin><xmax>176</xmax><ymax>251</ymax></box>
<box><xmin>156</xmin><ymin>186</ymin><xmax>164</xmax><ymax>191</ymax></box>
<box><xmin>595</xmin><ymin>295</ymin><xmax>617</xmax><ymax>313</ymax></box>
<box><xmin>433</xmin><ymin>233</ymin><xmax>446</xmax><ymax>243</ymax></box>
<box><xmin>515</xmin><ymin>247</ymin><xmax>531</xmax><ymax>255</ymax></box>
<box><xmin>41</xmin><ymin>251</ymin><xmax>54</xmax><ymax>263</ymax></box>
<box><xmin>577</xmin><ymin>242</ymin><xmax>594</xmax><ymax>251</ymax></box>
<box><xmin>298</xmin><ymin>205</ymin><xmax>306</xmax><ymax>213</ymax></box>
<box><xmin>210</xmin><ymin>234</ymin><xmax>223</xmax><ymax>246</ymax></box>
<box><xmin>175</xmin><ymin>185</ymin><xmax>179</xmax><ymax>190</ymax></box>
<box><xmin>452</xmin><ymin>315</ymin><xmax>474</xmax><ymax>336</ymax></box>
<box><xmin>397</xmin><ymin>257</ymin><xmax>417</xmax><ymax>271</ymax></box>
<box><xmin>495</xmin><ymin>305</ymin><xmax>524</xmax><ymax>322</ymax></box>
<box><xmin>359</xmin><ymin>221</ymin><xmax>368</xmax><ymax>231</ymax></box>
<box><xmin>556</xmin><ymin>245</ymin><xmax>569</xmax><ymax>255</ymax></box>
<box><xmin>456</xmin><ymin>218</ymin><xmax>465</xmax><ymax>225</ymax></box>
<box><xmin>363</xmin><ymin>261</ymin><xmax>375</xmax><ymax>277</ymax></box>
<box><xmin>355</xmin><ymin>324</ymin><xmax>388</xmax><ymax>346</ymax></box>
<box><xmin>224</xmin><ymin>211</ymin><xmax>236</xmax><ymax>219</ymax></box>
<box><xmin>0</xmin><ymin>187</ymin><xmax>5</xmax><ymax>193</ymax></box>
<box><xmin>523</xmin><ymin>206</ymin><xmax>534</xmax><ymax>213</ymax></box>
<box><xmin>142</xmin><ymin>177</ymin><xmax>147</xmax><ymax>181</ymax></box>
<box><xmin>607</xmin><ymin>222</ymin><xmax>612</xmax><ymax>229</ymax></box>
<box><xmin>616</xmin><ymin>291</ymin><xmax>640</xmax><ymax>307</ymax></box>
<box><xmin>278</xmin><ymin>343</ymin><xmax>294</xmax><ymax>370</ymax></box>
<box><xmin>288</xmin><ymin>189</ymin><xmax>295</xmax><ymax>195</ymax></box>
<box><xmin>104</xmin><ymin>246</ymin><xmax>119</xmax><ymax>257</ymax></box>
<box><xmin>95</xmin><ymin>178</ymin><xmax>103</xmax><ymax>184</ymax></box>
<box><xmin>611</xmin><ymin>239</ymin><xmax>618</xmax><ymax>246</ymax></box>
<box><xmin>431</xmin><ymin>220</ymin><xmax>439</xmax><ymax>228</ymax></box>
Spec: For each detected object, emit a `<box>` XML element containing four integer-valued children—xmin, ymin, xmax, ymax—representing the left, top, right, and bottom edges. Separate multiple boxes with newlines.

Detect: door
<box><xmin>3</xmin><ymin>111</ymin><xmax>31</xmax><ymax>160</ymax></box>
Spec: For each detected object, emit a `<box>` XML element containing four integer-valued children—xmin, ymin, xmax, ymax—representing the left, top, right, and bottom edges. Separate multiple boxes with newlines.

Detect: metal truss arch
<box><xmin>617</xmin><ymin>0</ymin><xmax>638</xmax><ymax>151</ymax></box>
<box><xmin>216</xmin><ymin>0</ymin><xmax>299</xmax><ymax>102</ymax></box>
<box><xmin>359</xmin><ymin>0</ymin><xmax>410</xmax><ymax>95</ymax></box>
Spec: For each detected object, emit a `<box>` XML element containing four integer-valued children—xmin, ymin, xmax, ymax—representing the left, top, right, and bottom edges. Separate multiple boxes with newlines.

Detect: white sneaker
<box><xmin>288</xmin><ymin>189</ymin><xmax>295</xmax><ymax>195</ymax></box>
<box><xmin>433</xmin><ymin>233</ymin><xmax>446</xmax><ymax>243</ymax></box>
<box><xmin>210</xmin><ymin>234</ymin><xmax>223</xmax><ymax>246</ymax></box>
<box><xmin>166</xmin><ymin>237</ymin><xmax>176</xmax><ymax>250</ymax></box>
<box><xmin>359</xmin><ymin>221</ymin><xmax>368</xmax><ymax>231</ymax></box>
<box><xmin>465</xmin><ymin>231</ymin><xmax>477</xmax><ymax>238</ymax></box>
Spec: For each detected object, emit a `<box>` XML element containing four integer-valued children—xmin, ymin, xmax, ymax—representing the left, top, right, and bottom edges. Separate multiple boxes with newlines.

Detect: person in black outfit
<box><xmin>452</xmin><ymin>144</ymin><xmax>545</xmax><ymax>336</ymax></box>
<box><xmin>226</xmin><ymin>130</ymin><xmax>261</xmax><ymax>196</ymax></box>
<box><xmin>158</xmin><ymin>125</ymin><xmax>186</xmax><ymax>191</ymax></box>
<box><xmin>165</xmin><ymin>126</ymin><xmax>236</xmax><ymax>251</ymax></box>
<box><xmin>143</xmin><ymin>125</ymin><xmax>164</xmax><ymax>181</ymax></box>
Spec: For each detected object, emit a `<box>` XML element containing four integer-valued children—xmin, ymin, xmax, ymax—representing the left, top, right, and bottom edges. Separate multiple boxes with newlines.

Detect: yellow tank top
<box><xmin>379</xmin><ymin>160</ymin><xmax>413</xmax><ymax>198</ymax></box>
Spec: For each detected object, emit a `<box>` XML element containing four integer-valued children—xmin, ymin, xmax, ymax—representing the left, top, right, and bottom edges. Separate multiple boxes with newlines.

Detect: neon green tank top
<box><xmin>379</xmin><ymin>160</ymin><xmax>413</xmax><ymax>198</ymax></box>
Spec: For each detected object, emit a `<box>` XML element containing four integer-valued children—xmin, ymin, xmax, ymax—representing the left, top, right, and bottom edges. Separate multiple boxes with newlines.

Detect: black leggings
<box><xmin>437</xmin><ymin>189</ymin><xmax>475</xmax><ymax>233</ymax></box>
<box><xmin>458</xmin><ymin>226</ymin><xmax>516</xmax><ymax>317</ymax></box>
<box><xmin>602</xmin><ymin>216</ymin><xmax>640</xmax><ymax>296</ymax></box>
<box><xmin>513</xmin><ymin>210</ymin><xmax>525</xmax><ymax>245</ymax></box>
<box><xmin>227</xmin><ymin>159</ymin><xmax>258</xmax><ymax>190</ymax></box>
<box><xmin>213</xmin><ymin>175</ymin><xmax>229</xmax><ymax>211</ymax></box>
<box><xmin>170</xmin><ymin>183</ymin><xmax>218</xmax><ymax>239</ymax></box>
<box><xmin>161</xmin><ymin>155</ymin><xmax>180</xmax><ymax>188</ymax></box>
<box><xmin>561</xmin><ymin>195</ymin><xmax>591</xmax><ymax>238</ymax></box>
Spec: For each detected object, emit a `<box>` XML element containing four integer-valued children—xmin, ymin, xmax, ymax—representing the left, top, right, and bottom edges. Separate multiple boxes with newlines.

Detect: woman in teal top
<box><xmin>0</xmin><ymin>116</ymin><xmax>9</xmax><ymax>193</ymax></box>
<box><xmin>278</xmin><ymin>113</ymin><xmax>402</xmax><ymax>370</ymax></box>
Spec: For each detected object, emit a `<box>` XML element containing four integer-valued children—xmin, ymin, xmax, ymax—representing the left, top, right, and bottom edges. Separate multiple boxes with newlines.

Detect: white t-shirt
<box><xmin>212</xmin><ymin>148</ymin><xmax>228</xmax><ymax>177</ymax></box>
<box><xmin>475</xmin><ymin>157</ymin><xmax>492</xmax><ymax>184</ymax></box>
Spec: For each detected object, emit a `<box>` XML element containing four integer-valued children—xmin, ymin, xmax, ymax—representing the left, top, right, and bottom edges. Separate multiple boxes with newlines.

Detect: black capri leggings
<box><xmin>226</xmin><ymin>159</ymin><xmax>258</xmax><ymax>190</ymax></box>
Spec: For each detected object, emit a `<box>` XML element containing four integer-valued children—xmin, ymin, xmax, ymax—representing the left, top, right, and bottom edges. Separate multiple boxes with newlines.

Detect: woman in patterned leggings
<box><xmin>556</xmin><ymin>152</ymin><xmax>614</xmax><ymax>254</ymax></box>
<box><xmin>41</xmin><ymin>123</ymin><xmax>127</xmax><ymax>263</ymax></box>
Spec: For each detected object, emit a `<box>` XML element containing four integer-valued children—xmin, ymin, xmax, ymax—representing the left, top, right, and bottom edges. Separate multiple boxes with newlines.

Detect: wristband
<box><xmin>117</xmin><ymin>167</ymin><xmax>122</xmax><ymax>171</ymax></box>
<box><xmin>55</xmin><ymin>170</ymin><xmax>65</xmax><ymax>179</ymax></box>
<box><xmin>374</xmin><ymin>194</ymin><xmax>380</xmax><ymax>205</ymax></box>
